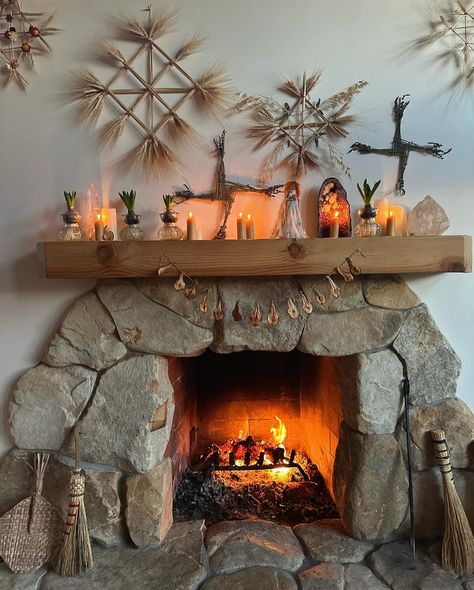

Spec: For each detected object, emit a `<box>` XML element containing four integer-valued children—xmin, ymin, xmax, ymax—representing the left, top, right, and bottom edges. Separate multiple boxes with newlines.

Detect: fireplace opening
<box><xmin>173</xmin><ymin>349</ymin><xmax>341</xmax><ymax>525</ymax></box>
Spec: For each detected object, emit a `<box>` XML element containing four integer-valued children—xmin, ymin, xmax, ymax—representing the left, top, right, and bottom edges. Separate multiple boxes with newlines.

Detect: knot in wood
<box><xmin>96</xmin><ymin>243</ymin><xmax>115</xmax><ymax>263</ymax></box>
<box><xmin>288</xmin><ymin>240</ymin><xmax>304</xmax><ymax>260</ymax></box>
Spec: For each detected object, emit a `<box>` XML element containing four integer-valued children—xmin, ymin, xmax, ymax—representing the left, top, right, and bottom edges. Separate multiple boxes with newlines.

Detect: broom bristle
<box><xmin>442</xmin><ymin>478</ymin><xmax>474</xmax><ymax>574</ymax></box>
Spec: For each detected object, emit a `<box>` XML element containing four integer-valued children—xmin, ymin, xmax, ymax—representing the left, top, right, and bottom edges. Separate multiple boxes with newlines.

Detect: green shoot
<box><xmin>357</xmin><ymin>179</ymin><xmax>381</xmax><ymax>205</ymax></box>
<box><xmin>118</xmin><ymin>190</ymin><xmax>137</xmax><ymax>212</ymax></box>
<box><xmin>64</xmin><ymin>191</ymin><xmax>77</xmax><ymax>209</ymax></box>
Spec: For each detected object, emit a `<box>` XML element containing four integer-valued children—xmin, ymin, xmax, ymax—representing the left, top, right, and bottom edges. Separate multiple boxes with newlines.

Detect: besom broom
<box><xmin>431</xmin><ymin>429</ymin><xmax>474</xmax><ymax>575</ymax></box>
<box><xmin>54</xmin><ymin>426</ymin><xmax>93</xmax><ymax>576</ymax></box>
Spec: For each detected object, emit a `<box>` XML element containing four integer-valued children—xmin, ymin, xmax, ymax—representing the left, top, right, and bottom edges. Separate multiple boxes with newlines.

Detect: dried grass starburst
<box><xmin>67</xmin><ymin>6</ymin><xmax>232</xmax><ymax>179</ymax></box>
<box><xmin>236</xmin><ymin>73</ymin><xmax>367</xmax><ymax>180</ymax></box>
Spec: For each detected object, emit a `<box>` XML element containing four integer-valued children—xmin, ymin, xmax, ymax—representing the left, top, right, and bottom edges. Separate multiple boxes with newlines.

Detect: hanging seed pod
<box><xmin>346</xmin><ymin>256</ymin><xmax>362</xmax><ymax>276</ymax></box>
<box><xmin>214</xmin><ymin>297</ymin><xmax>224</xmax><ymax>321</ymax></box>
<box><xmin>185</xmin><ymin>285</ymin><xmax>197</xmax><ymax>300</ymax></box>
<box><xmin>199</xmin><ymin>290</ymin><xmax>209</xmax><ymax>314</ymax></box>
<box><xmin>326</xmin><ymin>276</ymin><xmax>341</xmax><ymax>298</ymax></box>
<box><xmin>336</xmin><ymin>265</ymin><xmax>353</xmax><ymax>282</ymax></box>
<box><xmin>312</xmin><ymin>286</ymin><xmax>326</xmax><ymax>306</ymax></box>
<box><xmin>250</xmin><ymin>302</ymin><xmax>263</xmax><ymax>326</ymax></box>
<box><xmin>174</xmin><ymin>272</ymin><xmax>186</xmax><ymax>291</ymax></box>
<box><xmin>300</xmin><ymin>291</ymin><xmax>313</xmax><ymax>314</ymax></box>
<box><xmin>287</xmin><ymin>297</ymin><xmax>299</xmax><ymax>319</ymax></box>
<box><xmin>157</xmin><ymin>263</ymin><xmax>174</xmax><ymax>276</ymax></box>
<box><xmin>232</xmin><ymin>300</ymin><xmax>243</xmax><ymax>321</ymax></box>
<box><xmin>267</xmin><ymin>301</ymin><xmax>279</xmax><ymax>326</ymax></box>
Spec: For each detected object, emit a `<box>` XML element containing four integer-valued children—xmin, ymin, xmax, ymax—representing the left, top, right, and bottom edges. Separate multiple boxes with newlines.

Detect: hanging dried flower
<box><xmin>185</xmin><ymin>285</ymin><xmax>197</xmax><ymax>299</ymax></box>
<box><xmin>300</xmin><ymin>292</ymin><xmax>313</xmax><ymax>314</ymax></box>
<box><xmin>199</xmin><ymin>290</ymin><xmax>209</xmax><ymax>314</ymax></box>
<box><xmin>326</xmin><ymin>276</ymin><xmax>341</xmax><ymax>298</ymax></box>
<box><xmin>214</xmin><ymin>297</ymin><xmax>224</xmax><ymax>321</ymax></box>
<box><xmin>157</xmin><ymin>262</ymin><xmax>173</xmax><ymax>276</ymax></box>
<box><xmin>336</xmin><ymin>265</ymin><xmax>353</xmax><ymax>282</ymax></box>
<box><xmin>287</xmin><ymin>297</ymin><xmax>299</xmax><ymax>319</ymax></box>
<box><xmin>267</xmin><ymin>301</ymin><xmax>279</xmax><ymax>326</ymax></box>
<box><xmin>232</xmin><ymin>301</ymin><xmax>243</xmax><ymax>321</ymax></box>
<box><xmin>250</xmin><ymin>302</ymin><xmax>263</xmax><ymax>326</ymax></box>
<box><xmin>174</xmin><ymin>272</ymin><xmax>185</xmax><ymax>291</ymax></box>
<box><xmin>346</xmin><ymin>256</ymin><xmax>362</xmax><ymax>276</ymax></box>
<box><xmin>312</xmin><ymin>287</ymin><xmax>326</xmax><ymax>306</ymax></box>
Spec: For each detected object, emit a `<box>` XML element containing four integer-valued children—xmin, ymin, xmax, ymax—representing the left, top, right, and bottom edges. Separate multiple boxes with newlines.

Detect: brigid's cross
<box><xmin>349</xmin><ymin>95</ymin><xmax>451</xmax><ymax>195</ymax></box>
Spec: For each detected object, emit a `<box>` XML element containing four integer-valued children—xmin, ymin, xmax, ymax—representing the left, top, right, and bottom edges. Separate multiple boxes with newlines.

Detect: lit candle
<box><xmin>375</xmin><ymin>198</ymin><xmax>389</xmax><ymax>232</ymax></box>
<box><xmin>389</xmin><ymin>205</ymin><xmax>407</xmax><ymax>236</ymax></box>
<box><xmin>329</xmin><ymin>211</ymin><xmax>340</xmax><ymax>238</ymax></box>
<box><xmin>187</xmin><ymin>212</ymin><xmax>197</xmax><ymax>240</ymax></box>
<box><xmin>94</xmin><ymin>213</ymin><xmax>104</xmax><ymax>241</ymax></box>
<box><xmin>386</xmin><ymin>211</ymin><xmax>397</xmax><ymax>236</ymax></box>
<box><xmin>237</xmin><ymin>211</ymin><xmax>246</xmax><ymax>240</ymax></box>
<box><xmin>100</xmin><ymin>208</ymin><xmax>117</xmax><ymax>240</ymax></box>
<box><xmin>246</xmin><ymin>214</ymin><xmax>255</xmax><ymax>239</ymax></box>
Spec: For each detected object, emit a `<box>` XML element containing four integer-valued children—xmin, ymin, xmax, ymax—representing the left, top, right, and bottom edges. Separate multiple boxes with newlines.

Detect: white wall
<box><xmin>1</xmin><ymin>0</ymin><xmax>473</xmax><ymax>456</ymax></box>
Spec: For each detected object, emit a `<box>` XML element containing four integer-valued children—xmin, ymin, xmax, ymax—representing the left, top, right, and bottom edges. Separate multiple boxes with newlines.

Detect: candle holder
<box><xmin>59</xmin><ymin>191</ymin><xmax>83</xmax><ymax>241</ymax></box>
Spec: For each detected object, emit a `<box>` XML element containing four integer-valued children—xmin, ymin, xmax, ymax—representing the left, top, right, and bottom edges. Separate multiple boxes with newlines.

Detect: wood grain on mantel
<box><xmin>37</xmin><ymin>236</ymin><xmax>472</xmax><ymax>279</ymax></box>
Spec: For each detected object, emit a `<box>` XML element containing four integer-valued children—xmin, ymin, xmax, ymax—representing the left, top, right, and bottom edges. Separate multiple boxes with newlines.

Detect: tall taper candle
<box><xmin>187</xmin><ymin>212</ymin><xmax>197</xmax><ymax>240</ymax></box>
<box><xmin>246</xmin><ymin>214</ymin><xmax>255</xmax><ymax>239</ymax></box>
<box><xmin>94</xmin><ymin>213</ymin><xmax>104</xmax><ymax>241</ymax></box>
<box><xmin>237</xmin><ymin>212</ymin><xmax>246</xmax><ymax>239</ymax></box>
<box><xmin>329</xmin><ymin>211</ymin><xmax>340</xmax><ymax>238</ymax></box>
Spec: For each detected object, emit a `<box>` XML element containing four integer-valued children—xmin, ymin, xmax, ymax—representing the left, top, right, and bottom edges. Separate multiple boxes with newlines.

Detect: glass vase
<box><xmin>120</xmin><ymin>212</ymin><xmax>145</xmax><ymax>241</ymax></box>
<box><xmin>59</xmin><ymin>210</ymin><xmax>82</xmax><ymax>241</ymax></box>
<box><xmin>158</xmin><ymin>222</ymin><xmax>183</xmax><ymax>241</ymax></box>
<box><xmin>355</xmin><ymin>205</ymin><xmax>381</xmax><ymax>237</ymax></box>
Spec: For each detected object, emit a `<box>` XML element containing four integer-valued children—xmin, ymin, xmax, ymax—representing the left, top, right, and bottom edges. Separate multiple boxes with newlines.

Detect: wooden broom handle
<box><xmin>431</xmin><ymin>429</ymin><xmax>453</xmax><ymax>476</ymax></box>
<box><xmin>74</xmin><ymin>426</ymin><xmax>81</xmax><ymax>472</ymax></box>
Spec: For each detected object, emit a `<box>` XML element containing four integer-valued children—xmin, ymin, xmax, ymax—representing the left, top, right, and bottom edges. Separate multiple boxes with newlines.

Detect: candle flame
<box><xmin>188</xmin><ymin>211</ymin><xmax>193</xmax><ymax>218</ymax></box>
<box><xmin>247</xmin><ymin>214</ymin><xmax>251</xmax><ymax>220</ymax></box>
<box><xmin>334</xmin><ymin>211</ymin><xmax>339</xmax><ymax>219</ymax></box>
<box><xmin>96</xmin><ymin>213</ymin><xmax>102</xmax><ymax>221</ymax></box>
<box><xmin>239</xmin><ymin>211</ymin><xmax>243</xmax><ymax>218</ymax></box>
<box><xmin>389</xmin><ymin>210</ymin><xmax>393</xmax><ymax>217</ymax></box>
<box><xmin>270</xmin><ymin>415</ymin><xmax>287</xmax><ymax>448</ymax></box>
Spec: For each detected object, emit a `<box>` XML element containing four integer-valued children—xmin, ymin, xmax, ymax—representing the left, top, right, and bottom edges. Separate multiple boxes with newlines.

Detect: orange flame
<box><xmin>270</xmin><ymin>415</ymin><xmax>287</xmax><ymax>448</ymax></box>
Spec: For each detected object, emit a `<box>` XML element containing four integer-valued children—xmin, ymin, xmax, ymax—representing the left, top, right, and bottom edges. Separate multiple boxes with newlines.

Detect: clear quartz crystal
<box><xmin>59</xmin><ymin>222</ymin><xmax>83</xmax><ymax>241</ymax></box>
<box><xmin>157</xmin><ymin>222</ymin><xmax>184</xmax><ymax>241</ymax></box>
<box><xmin>120</xmin><ymin>224</ymin><xmax>145</xmax><ymax>241</ymax></box>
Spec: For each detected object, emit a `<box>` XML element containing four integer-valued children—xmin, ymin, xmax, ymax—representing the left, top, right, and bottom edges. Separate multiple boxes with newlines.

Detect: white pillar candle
<box><xmin>389</xmin><ymin>205</ymin><xmax>407</xmax><ymax>236</ymax></box>
<box><xmin>100</xmin><ymin>208</ymin><xmax>118</xmax><ymax>240</ymax></box>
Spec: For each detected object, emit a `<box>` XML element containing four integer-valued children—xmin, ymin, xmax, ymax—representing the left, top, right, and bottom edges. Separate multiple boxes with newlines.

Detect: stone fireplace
<box><xmin>2</xmin><ymin>275</ymin><xmax>473</xmax><ymax>550</ymax></box>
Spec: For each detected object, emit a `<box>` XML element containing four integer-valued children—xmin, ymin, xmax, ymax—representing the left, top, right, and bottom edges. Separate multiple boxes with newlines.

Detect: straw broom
<box><xmin>431</xmin><ymin>429</ymin><xmax>474</xmax><ymax>574</ymax></box>
<box><xmin>54</xmin><ymin>426</ymin><xmax>93</xmax><ymax>576</ymax></box>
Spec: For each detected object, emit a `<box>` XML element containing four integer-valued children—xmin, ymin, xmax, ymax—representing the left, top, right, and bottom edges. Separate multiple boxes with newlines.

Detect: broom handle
<box><xmin>431</xmin><ymin>429</ymin><xmax>453</xmax><ymax>481</ymax></box>
<box><xmin>74</xmin><ymin>426</ymin><xmax>81</xmax><ymax>472</ymax></box>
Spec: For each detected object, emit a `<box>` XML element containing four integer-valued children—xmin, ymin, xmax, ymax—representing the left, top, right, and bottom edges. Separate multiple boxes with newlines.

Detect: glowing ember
<box><xmin>270</xmin><ymin>415</ymin><xmax>287</xmax><ymax>448</ymax></box>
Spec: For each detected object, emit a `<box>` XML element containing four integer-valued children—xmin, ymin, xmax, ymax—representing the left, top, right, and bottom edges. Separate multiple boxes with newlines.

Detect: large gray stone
<box><xmin>201</xmin><ymin>567</ymin><xmax>298</xmax><ymax>590</ymax></box>
<box><xmin>293</xmin><ymin>519</ymin><xmax>376</xmax><ymax>564</ymax></box>
<box><xmin>10</xmin><ymin>365</ymin><xmax>96</xmax><ymax>451</ymax></box>
<box><xmin>43</xmin><ymin>291</ymin><xmax>127</xmax><ymax>370</ymax></box>
<box><xmin>97</xmin><ymin>279</ymin><xmax>212</xmax><ymax>356</ymax></box>
<box><xmin>333</xmin><ymin>423</ymin><xmax>408</xmax><ymax>540</ymax></box>
<box><xmin>126</xmin><ymin>458</ymin><xmax>173</xmax><ymax>546</ymax></box>
<box><xmin>298</xmin><ymin>308</ymin><xmax>405</xmax><ymax>357</ymax></box>
<box><xmin>344</xmin><ymin>564</ymin><xmax>389</xmax><ymax>589</ymax></box>
<box><xmin>161</xmin><ymin>520</ymin><xmax>206</xmax><ymax>566</ymax></box>
<box><xmin>363</xmin><ymin>276</ymin><xmax>421</xmax><ymax>310</ymax></box>
<box><xmin>69</xmin><ymin>354</ymin><xmax>174</xmax><ymax>472</ymax></box>
<box><xmin>41</xmin><ymin>542</ymin><xmax>206</xmax><ymax>590</ymax></box>
<box><xmin>368</xmin><ymin>542</ymin><xmax>462</xmax><ymax>590</ymax></box>
<box><xmin>205</xmin><ymin>519</ymin><xmax>305</xmax><ymax>574</ymax></box>
<box><xmin>0</xmin><ymin>449</ymin><xmax>35</xmax><ymax>516</ymax></box>
<box><xmin>299</xmin><ymin>563</ymin><xmax>344</xmax><ymax>590</ymax></box>
<box><xmin>397</xmin><ymin>398</ymin><xmax>474</xmax><ymax>471</ymax></box>
<box><xmin>298</xmin><ymin>276</ymin><xmax>367</xmax><ymax>312</ymax></box>
<box><xmin>393</xmin><ymin>305</ymin><xmax>461</xmax><ymax>405</ymax></box>
<box><xmin>136</xmin><ymin>278</ymin><xmax>217</xmax><ymax>330</ymax></box>
<box><xmin>336</xmin><ymin>350</ymin><xmax>403</xmax><ymax>434</ymax></box>
<box><xmin>0</xmin><ymin>564</ymin><xmax>46</xmax><ymax>589</ymax></box>
<box><xmin>211</xmin><ymin>277</ymin><xmax>306</xmax><ymax>353</ymax></box>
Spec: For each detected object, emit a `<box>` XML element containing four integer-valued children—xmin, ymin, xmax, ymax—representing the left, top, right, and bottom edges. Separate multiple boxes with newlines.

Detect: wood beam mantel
<box><xmin>36</xmin><ymin>236</ymin><xmax>472</xmax><ymax>279</ymax></box>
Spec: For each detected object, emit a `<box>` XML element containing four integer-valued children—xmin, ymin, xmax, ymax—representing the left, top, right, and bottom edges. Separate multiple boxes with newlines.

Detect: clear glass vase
<box><xmin>355</xmin><ymin>205</ymin><xmax>381</xmax><ymax>237</ymax></box>
<box><xmin>59</xmin><ymin>210</ymin><xmax>83</xmax><ymax>241</ymax></box>
<box><xmin>120</xmin><ymin>213</ymin><xmax>145</xmax><ymax>241</ymax></box>
<box><xmin>157</xmin><ymin>222</ymin><xmax>183</xmax><ymax>241</ymax></box>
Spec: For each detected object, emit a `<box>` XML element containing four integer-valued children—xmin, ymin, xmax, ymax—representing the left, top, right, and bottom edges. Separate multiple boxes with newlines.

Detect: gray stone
<box><xmin>205</xmin><ymin>519</ymin><xmax>305</xmax><ymax>574</ymax></box>
<box><xmin>299</xmin><ymin>563</ymin><xmax>344</xmax><ymax>589</ymax></box>
<box><xmin>136</xmin><ymin>278</ymin><xmax>217</xmax><ymax>330</ymax></box>
<box><xmin>68</xmin><ymin>354</ymin><xmax>174</xmax><ymax>472</ymax></box>
<box><xmin>0</xmin><ymin>449</ymin><xmax>35</xmax><ymax>516</ymax></box>
<box><xmin>97</xmin><ymin>279</ymin><xmax>212</xmax><ymax>356</ymax></box>
<box><xmin>462</xmin><ymin>574</ymin><xmax>474</xmax><ymax>590</ymax></box>
<box><xmin>298</xmin><ymin>308</ymin><xmax>405</xmax><ymax>357</ymax></box>
<box><xmin>0</xmin><ymin>564</ymin><xmax>46</xmax><ymax>589</ymax></box>
<box><xmin>393</xmin><ymin>305</ymin><xmax>461</xmax><ymax>406</ymax></box>
<box><xmin>161</xmin><ymin>520</ymin><xmax>206</xmax><ymax>566</ymax></box>
<box><xmin>42</xmin><ymin>543</ymin><xmax>206</xmax><ymax>590</ymax></box>
<box><xmin>333</xmin><ymin>423</ymin><xmax>408</xmax><ymax>540</ymax></box>
<box><xmin>126</xmin><ymin>458</ymin><xmax>173</xmax><ymax>546</ymax></box>
<box><xmin>294</xmin><ymin>519</ymin><xmax>376</xmax><ymax>564</ymax></box>
<box><xmin>336</xmin><ymin>350</ymin><xmax>403</xmax><ymax>434</ymax></box>
<box><xmin>211</xmin><ymin>277</ymin><xmax>306</xmax><ymax>353</ymax></box>
<box><xmin>407</xmin><ymin>195</ymin><xmax>450</xmax><ymax>236</ymax></box>
<box><xmin>368</xmin><ymin>541</ymin><xmax>462</xmax><ymax>590</ymax></box>
<box><xmin>43</xmin><ymin>291</ymin><xmax>127</xmax><ymax>370</ymax></box>
<box><xmin>298</xmin><ymin>277</ymin><xmax>367</xmax><ymax>312</ymax></box>
<box><xmin>201</xmin><ymin>567</ymin><xmax>298</xmax><ymax>590</ymax></box>
<box><xmin>344</xmin><ymin>564</ymin><xmax>389</xmax><ymax>589</ymax></box>
<box><xmin>363</xmin><ymin>276</ymin><xmax>421</xmax><ymax>310</ymax></box>
<box><xmin>10</xmin><ymin>365</ymin><xmax>96</xmax><ymax>451</ymax></box>
<box><xmin>398</xmin><ymin>398</ymin><xmax>474</xmax><ymax>471</ymax></box>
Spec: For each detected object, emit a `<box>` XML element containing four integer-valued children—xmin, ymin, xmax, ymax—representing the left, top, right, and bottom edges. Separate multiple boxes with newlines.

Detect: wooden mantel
<box><xmin>37</xmin><ymin>236</ymin><xmax>472</xmax><ymax>279</ymax></box>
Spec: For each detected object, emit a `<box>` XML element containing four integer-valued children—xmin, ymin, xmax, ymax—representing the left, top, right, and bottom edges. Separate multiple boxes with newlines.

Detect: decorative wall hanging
<box><xmin>409</xmin><ymin>1</ymin><xmax>474</xmax><ymax>93</ymax></box>
<box><xmin>349</xmin><ymin>95</ymin><xmax>451</xmax><ymax>196</ymax></box>
<box><xmin>318</xmin><ymin>178</ymin><xmax>351</xmax><ymax>238</ymax></box>
<box><xmin>67</xmin><ymin>7</ymin><xmax>231</xmax><ymax>179</ymax></box>
<box><xmin>236</xmin><ymin>73</ymin><xmax>367</xmax><ymax>180</ymax></box>
<box><xmin>0</xmin><ymin>0</ymin><xmax>58</xmax><ymax>89</ymax></box>
<box><xmin>175</xmin><ymin>131</ymin><xmax>283</xmax><ymax>239</ymax></box>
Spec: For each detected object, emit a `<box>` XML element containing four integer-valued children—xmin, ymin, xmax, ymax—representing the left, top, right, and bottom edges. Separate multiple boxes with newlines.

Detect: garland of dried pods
<box><xmin>156</xmin><ymin>249</ymin><xmax>365</xmax><ymax>326</ymax></box>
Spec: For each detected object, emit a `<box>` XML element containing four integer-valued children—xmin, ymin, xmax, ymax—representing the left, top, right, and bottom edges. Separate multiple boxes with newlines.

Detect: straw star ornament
<box><xmin>67</xmin><ymin>7</ymin><xmax>231</xmax><ymax>178</ymax></box>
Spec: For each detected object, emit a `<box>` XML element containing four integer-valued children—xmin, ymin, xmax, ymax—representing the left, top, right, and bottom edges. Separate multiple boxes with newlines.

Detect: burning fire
<box><xmin>270</xmin><ymin>415</ymin><xmax>287</xmax><ymax>449</ymax></box>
